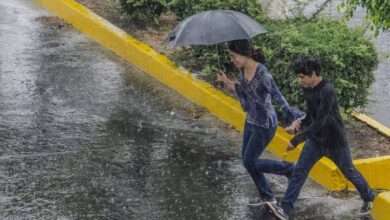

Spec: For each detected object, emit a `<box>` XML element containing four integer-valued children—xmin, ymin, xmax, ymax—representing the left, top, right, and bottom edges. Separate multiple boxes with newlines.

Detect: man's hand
<box><xmin>287</xmin><ymin>142</ymin><xmax>295</xmax><ymax>151</ymax></box>
<box><xmin>284</xmin><ymin>119</ymin><xmax>301</xmax><ymax>134</ymax></box>
<box><xmin>284</xmin><ymin>126</ymin><xmax>296</xmax><ymax>134</ymax></box>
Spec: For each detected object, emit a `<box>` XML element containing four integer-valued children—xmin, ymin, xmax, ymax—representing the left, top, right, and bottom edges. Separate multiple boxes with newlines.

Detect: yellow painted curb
<box><xmin>372</xmin><ymin>192</ymin><xmax>390</xmax><ymax>219</ymax></box>
<box><xmin>351</xmin><ymin>110</ymin><xmax>390</xmax><ymax>138</ymax></box>
<box><xmin>33</xmin><ymin>0</ymin><xmax>390</xmax><ymax>218</ymax></box>
<box><xmin>347</xmin><ymin>156</ymin><xmax>390</xmax><ymax>190</ymax></box>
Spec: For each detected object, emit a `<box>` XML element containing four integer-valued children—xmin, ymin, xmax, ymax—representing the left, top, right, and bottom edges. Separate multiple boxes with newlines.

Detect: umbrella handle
<box><xmin>216</xmin><ymin>44</ymin><xmax>221</xmax><ymax>70</ymax></box>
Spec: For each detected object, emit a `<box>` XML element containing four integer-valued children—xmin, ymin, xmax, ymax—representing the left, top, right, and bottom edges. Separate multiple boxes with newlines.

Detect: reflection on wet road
<box><xmin>0</xmin><ymin>0</ymin><xmax>367</xmax><ymax>219</ymax></box>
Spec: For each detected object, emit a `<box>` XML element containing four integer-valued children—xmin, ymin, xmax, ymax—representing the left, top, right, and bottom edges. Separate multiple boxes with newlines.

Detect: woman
<box><xmin>217</xmin><ymin>39</ymin><xmax>297</xmax><ymax>205</ymax></box>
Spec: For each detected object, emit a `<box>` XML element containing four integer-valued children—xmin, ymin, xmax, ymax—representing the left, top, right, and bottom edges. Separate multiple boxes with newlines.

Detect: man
<box><xmin>264</xmin><ymin>55</ymin><xmax>376</xmax><ymax>220</ymax></box>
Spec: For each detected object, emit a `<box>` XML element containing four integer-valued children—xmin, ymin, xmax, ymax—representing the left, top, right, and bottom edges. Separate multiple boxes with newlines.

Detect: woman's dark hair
<box><xmin>293</xmin><ymin>55</ymin><xmax>321</xmax><ymax>76</ymax></box>
<box><xmin>227</xmin><ymin>39</ymin><xmax>266</xmax><ymax>64</ymax></box>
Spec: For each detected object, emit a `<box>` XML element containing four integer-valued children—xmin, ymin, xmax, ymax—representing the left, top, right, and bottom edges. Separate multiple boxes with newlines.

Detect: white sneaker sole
<box><xmin>247</xmin><ymin>200</ymin><xmax>277</xmax><ymax>207</ymax></box>
<box><xmin>356</xmin><ymin>211</ymin><xmax>372</xmax><ymax>217</ymax></box>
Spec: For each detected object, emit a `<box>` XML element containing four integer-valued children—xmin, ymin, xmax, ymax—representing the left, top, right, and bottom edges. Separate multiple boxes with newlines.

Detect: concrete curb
<box><xmin>349</xmin><ymin>156</ymin><xmax>390</xmax><ymax>190</ymax></box>
<box><xmin>351</xmin><ymin>110</ymin><xmax>390</xmax><ymax>138</ymax></box>
<box><xmin>372</xmin><ymin>192</ymin><xmax>390</xmax><ymax>219</ymax></box>
<box><xmin>33</xmin><ymin>0</ymin><xmax>390</xmax><ymax>218</ymax></box>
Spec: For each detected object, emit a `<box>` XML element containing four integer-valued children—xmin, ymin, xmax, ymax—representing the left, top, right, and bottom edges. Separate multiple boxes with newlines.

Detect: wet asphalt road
<box><xmin>0</xmin><ymin>0</ymin><xmax>370</xmax><ymax>219</ymax></box>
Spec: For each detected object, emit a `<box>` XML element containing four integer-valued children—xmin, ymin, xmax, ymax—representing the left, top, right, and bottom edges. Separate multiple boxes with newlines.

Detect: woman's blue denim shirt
<box><xmin>234</xmin><ymin>64</ymin><xmax>294</xmax><ymax>128</ymax></box>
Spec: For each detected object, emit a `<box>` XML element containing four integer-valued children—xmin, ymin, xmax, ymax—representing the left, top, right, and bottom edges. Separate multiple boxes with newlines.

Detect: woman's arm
<box><xmin>263</xmin><ymin>73</ymin><xmax>295</xmax><ymax>123</ymax></box>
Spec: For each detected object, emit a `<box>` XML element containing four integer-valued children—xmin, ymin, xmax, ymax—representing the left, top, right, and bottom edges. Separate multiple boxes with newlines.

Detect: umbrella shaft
<box><xmin>216</xmin><ymin>44</ymin><xmax>221</xmax><ymax>70</ymax></box>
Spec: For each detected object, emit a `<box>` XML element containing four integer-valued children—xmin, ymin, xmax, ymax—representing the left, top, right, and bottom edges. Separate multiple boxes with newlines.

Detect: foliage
<box><xmin>119</xmin><ymin>0</ymin><xmax>266</xmax><ymax>24</ymax></box>
<box><xmin>165</xmin><ymin>0</ymin><xmax>266</xmax><ymax>21</ymax></box>
<box><xmin>339</xmin><ymin>0</ymin><xmax>390</xmax><ymax>35</ymax></box>
<box><xmin>118</xmin><ymin>0</ymin><xmax>166</xmax><ymax>23</ymax></box>
<box><xmin>254</xmin><ymin>18</ymin><xmax>378</xmax><ymax>110</ymax></box>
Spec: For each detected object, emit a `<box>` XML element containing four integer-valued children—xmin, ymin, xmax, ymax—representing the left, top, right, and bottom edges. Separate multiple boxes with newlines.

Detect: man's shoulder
<box><xmin>321</xmin><ymin>80</ymin><xmax>336</xmax><ymax>92</ymax></box>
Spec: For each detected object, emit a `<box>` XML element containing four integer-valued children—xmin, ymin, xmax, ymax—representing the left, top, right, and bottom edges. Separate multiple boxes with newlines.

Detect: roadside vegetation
<box><xmin>120</xmin><ymin>0</ymin><xmax>378</xmax><ymax>111</ymax></box>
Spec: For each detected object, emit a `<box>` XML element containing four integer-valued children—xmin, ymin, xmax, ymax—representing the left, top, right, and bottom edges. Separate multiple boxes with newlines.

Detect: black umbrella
<box><xmin>163</xmin><ymin>10</ymin><xmax>267</xmax><ymax>69</ymax></box>
<box><xmin>163</xmin><ymin>10</ymin><xmax>267</xmax><ymax>47</ymax></box>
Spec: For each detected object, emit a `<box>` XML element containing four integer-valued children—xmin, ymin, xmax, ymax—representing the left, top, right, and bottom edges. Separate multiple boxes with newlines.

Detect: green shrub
<box><xmin>165</xmin><ymin>0</ymin><xmax>265</xmax><ymax>21</ymax></box>
<box><xmin>119</xmin><ymin>0</ymin><xmax>166</xmax><ymax>23</ymax></box>
<box><xmin>254</xmin><ymin>18</ymin><xmax>378</xmax><ymax>110</ymax></box>
<box><xmin>119</xmin><ymin>0</ymin><xmax>265</xmax><ymax>24</ymax></box>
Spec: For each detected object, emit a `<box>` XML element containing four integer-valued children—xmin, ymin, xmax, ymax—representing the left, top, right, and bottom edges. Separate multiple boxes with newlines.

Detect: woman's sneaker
<box><xmin>357</xmin><ymin>201</ymin><xmax>372</xmax><ymax>216</ymax></box>
<box><xmin>264</xmin><ymin>202</ymin><xmax>289</xmax><ymax>220</ymax></box>
<box><xmin>247</xmin><ymin>197</ymin><xmax>277</xmax><ymax>206</ymax></box>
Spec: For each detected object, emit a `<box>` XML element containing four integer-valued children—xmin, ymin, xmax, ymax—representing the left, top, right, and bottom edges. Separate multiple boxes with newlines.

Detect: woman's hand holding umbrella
<box><xmin>216</xmin><ymin>70</ymin><xmax>236</xmax><ymax>90</ymax></box>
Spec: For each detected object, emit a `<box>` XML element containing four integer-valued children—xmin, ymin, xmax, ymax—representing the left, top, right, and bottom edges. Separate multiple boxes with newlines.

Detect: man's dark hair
<box><xmin>293</xmin><ymin>55</ymin><xmax>321</xmax><ymax>76</ymax></box>
<box><xmin>227</xmin><ymin>39</ymin><xmax>266</xmax><ymax>64</ymax></box>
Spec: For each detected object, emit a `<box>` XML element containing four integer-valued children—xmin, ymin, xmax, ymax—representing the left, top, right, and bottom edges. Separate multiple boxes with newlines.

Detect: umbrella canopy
<box><xmin>163</xmin><ymin>10</ymin><xmax>267</xmax><ymax>47</ymax></box>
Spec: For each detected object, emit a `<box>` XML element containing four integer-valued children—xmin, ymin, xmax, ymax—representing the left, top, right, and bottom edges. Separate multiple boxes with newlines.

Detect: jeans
<box><xmin>281</xmin><ymin>138</ymin><xmax>376</xmax><ymax>215</ymax></box>
<box><xmin>242</xmin><ymin>121</ymin><xmax>294</xmax><ymax>200</ymax></box>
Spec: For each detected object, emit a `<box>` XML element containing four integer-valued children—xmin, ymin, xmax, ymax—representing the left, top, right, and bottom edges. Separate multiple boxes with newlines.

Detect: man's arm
<box><xmin>289</xmin><ymin>83</ymin><xmax>338</xmax><ymax>149</ymax></box>
<box><xmin>311</xmin><ymin>83</ymin><xmax>338</xmax><ymax>135</ymax></box>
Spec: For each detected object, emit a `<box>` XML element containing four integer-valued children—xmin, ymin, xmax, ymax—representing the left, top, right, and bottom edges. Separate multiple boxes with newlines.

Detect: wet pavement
<box><xmin>0</xmin><ymin>0</ymin><xmax>370</xmax><ymax>219</ymax></box>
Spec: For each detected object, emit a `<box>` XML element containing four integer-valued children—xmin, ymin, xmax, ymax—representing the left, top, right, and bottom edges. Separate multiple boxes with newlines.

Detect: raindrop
<box><xmin>223</xmin><ymin>185</ymin><xmax>228</xmax><ymax>190</ymax></box>
<box><xmin>137</xmin><ymin>121</ymin><xmax>142</xmax><ymax>132</ymax></box>
<box><xmin>217</xmin><ymin>160</ymin><xmax>222</xmax><ymax>168</ymax></box>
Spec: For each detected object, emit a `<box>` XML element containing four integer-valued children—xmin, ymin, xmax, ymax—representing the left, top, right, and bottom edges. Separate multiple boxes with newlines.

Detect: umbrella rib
<box><xmin>167</xmin><ymin>12</ymin><xmax>202</xmax><ymax>46</ymax></box>
<box><xmin>228</xmin><ymin>13</ymin><xmax>252</xmax><ymax>40</ymax></box>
